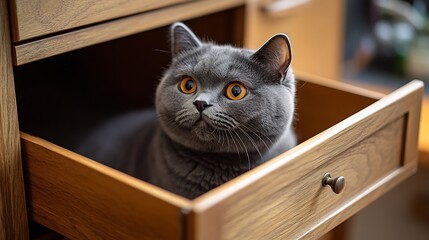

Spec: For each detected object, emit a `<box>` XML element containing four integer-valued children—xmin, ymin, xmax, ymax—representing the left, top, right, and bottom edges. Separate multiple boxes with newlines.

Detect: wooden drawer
<box><xmin>20</xmin><ymin>73</ymin><xmax>423</xmax><ymax>239</ymax></box>
<box><xmin>8</xmin><ymin>0</ymin><xmax>190</xmax><ymax>41</ymax></box>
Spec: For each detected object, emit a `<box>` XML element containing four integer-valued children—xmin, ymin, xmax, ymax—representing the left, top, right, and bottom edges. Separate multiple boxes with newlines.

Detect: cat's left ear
<box><xmin>171</xmin><ymin>22</ymin><xmax>202</xmax><ymax>56</ymax></box>
<box><xmin>251</xmin><ymin>34</ymin><xmax>292</xmax><ymax>79</ymax></box>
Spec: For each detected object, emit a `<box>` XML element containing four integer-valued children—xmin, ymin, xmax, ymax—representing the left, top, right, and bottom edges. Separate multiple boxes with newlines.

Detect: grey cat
<box><xmin>76</xmin><ymin>23</ymin><xmax>296</xmax><ymax>199</ymax></box>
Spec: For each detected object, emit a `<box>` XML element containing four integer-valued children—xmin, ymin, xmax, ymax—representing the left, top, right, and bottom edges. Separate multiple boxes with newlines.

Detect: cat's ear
<box><xmin>171</xmin><ymin>22</ymin><xmax>201</xmax><ymax>56</ymax></box>
<box><xmin>251</xmin><ymin>34</ymin><xmax>292</xmax><ymax>79</ymax></box>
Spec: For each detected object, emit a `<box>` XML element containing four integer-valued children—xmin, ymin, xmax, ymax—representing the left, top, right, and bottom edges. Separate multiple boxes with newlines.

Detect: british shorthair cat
<box><xmin>77</xmin><ymin>23</ymin><xmax>296</xmax><ymax>199</ymax></box>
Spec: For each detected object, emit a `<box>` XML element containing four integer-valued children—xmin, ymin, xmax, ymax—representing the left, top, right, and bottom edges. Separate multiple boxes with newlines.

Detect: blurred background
<box><xmin>344</xmin><ymin>0</ymin><xmax>429</xmax><ymax>90</ymax></box>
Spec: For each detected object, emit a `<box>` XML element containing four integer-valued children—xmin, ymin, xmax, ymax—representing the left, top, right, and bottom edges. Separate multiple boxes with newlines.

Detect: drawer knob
<box><xmin>322</xmin><ymin>173</ymin><xmax>345</xmax><ymax>194</ymax></box>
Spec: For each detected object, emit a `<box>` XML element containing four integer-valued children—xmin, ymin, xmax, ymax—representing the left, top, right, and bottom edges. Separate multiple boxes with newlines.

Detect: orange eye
<box><xmin>226</xmin><ymin>82</ymin><xmax>247</xmax><ymax>100</ymax></box>
<box><xmin>179</xmin><ymin>76</ymin><xmax>197</xmax><ymax>94</ymax></box>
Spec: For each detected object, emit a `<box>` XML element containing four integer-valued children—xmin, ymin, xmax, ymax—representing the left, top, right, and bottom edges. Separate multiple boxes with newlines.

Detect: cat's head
<box><xmin>156</xmin><ymin>22</ymin><xmax>295</xmax><ymax>154</ymax></box>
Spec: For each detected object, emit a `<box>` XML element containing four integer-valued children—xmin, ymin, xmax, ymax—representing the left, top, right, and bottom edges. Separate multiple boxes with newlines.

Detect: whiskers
<box><xmin>212</xmin><ymin>112</ymin><xmax>274</xmax><ymax>170</ymax></box>
<box><xmin>160</xmin><ymin>109</ymin><xmax>274</xmax><ymax>171</ymax></box>
<box><xmin>224</xmin><ymin>129</ymin><xmax>242</xmax><ymax>164</ymax></box>
<box><xmin>175</xmin><ymin>109</ymin><xmax>199</xmax><ymax>127</ymax></box>
<box><xmin>240</xmin><ymin>123</ymin><xmax>273</xmax><ymax>150</ymax></box>
<box><xmin>232</xmin><ymin>129</ymin><xmax>251</xmax><ymax>170</ymax></box>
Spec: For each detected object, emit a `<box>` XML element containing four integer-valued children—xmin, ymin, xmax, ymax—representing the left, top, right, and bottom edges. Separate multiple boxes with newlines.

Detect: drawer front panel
<box><xmin>9</xmin><ymin>0</ymin><xmax>189</xmax><ymax>41</ymax></box>
<box><xmin>223</xmin><ymin>116</ymin><xmax>405</xmax><ymax>239</ymax></box>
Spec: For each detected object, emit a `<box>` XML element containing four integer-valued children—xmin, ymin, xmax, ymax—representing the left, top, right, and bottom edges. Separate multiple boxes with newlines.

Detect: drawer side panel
<box><xmin>21</xmin><ymin>133</ymin><xmax>187</xmax><ymax>240</ymax></box>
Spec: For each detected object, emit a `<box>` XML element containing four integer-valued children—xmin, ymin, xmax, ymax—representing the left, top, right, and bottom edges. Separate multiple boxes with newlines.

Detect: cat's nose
<box><xmin>193</xmin><ymin>100</ymin><xmax>212</xmax><ymax>112</ymax></box>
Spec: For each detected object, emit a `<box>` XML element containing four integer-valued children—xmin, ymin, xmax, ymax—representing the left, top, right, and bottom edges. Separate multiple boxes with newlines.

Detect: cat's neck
<box><xmin>165</xmin><ymin>132</ymin><xmax>265</xmax><ymax>168</ymax></box>
<box><xmin>150</xmin><ymin>130</ymin><xmax>265</xmax><ymax>198</ymax></box>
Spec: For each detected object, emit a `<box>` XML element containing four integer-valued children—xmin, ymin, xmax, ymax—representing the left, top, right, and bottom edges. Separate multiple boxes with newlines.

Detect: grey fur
<box><xmin>76</xmin><ymin>23</ymin><xmax>296</xmax><ymax>199</ymax></box>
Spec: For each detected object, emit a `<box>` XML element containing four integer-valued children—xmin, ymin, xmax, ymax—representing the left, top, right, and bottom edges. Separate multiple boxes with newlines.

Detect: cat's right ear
<box><xmin>251</xmin><ymin>34</ymin><xmax>292</xmax><ymax>80</ymax></box>
<box><xmin>171</xmin><ymin>22</ymin><xmax>201</xmax><ymax>56</ymax></box>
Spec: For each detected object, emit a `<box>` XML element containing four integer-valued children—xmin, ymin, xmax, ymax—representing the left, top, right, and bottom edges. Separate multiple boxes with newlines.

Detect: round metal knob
<box><xmin>322</xmin><ymin>173</ymin><xmax>345</xmax><ymax>194</ymax></box>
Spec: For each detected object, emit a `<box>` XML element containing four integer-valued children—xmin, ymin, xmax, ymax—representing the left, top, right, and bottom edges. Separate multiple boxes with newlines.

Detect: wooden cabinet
<box><xmin>0</xmin><ymin>0</ymin><xmax>424</xmax><ymax>239</ymax></box>
<box><xmin>0</xmin><ymin>0</ymin><xmax>28</xmax><ymax>239</ymax></box>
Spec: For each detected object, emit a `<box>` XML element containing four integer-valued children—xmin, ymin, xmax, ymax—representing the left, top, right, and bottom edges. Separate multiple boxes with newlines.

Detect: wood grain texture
<box><xmin>9</xmin><ymin>0</ymin><xmax>190</xmax><ymax>41</ymax></box>
<box><xmin>12</xmin><ymin>0</ymin><xmax>245</xmax><ymax>66</ymax></box>
<box><xmin>0</xmin><ymin>0</ymin><xmax>29</xmax><ymax>239</ymax></box>
<box><xmin>21</xmin><ymin>133</ymin><xmax>191</xmax><ymax>240</ymax></box>
<box><xmin>190</xmin><ymin>80</ymin><xmax>423</xmax><ymax>240</ymax></box>
<box><xmin>244</xmin><ymin>0</ymin><xmax>344</xmax><ymax>80</ymax></box>
<box><xmin>333</xmin><ymin>79</ymin><xmax>428</xmax><ymax>167</ymax></box>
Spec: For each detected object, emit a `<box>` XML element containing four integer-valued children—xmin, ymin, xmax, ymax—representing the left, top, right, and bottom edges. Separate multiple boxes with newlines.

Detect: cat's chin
<box><xmin>192</xmin><ymin>120</ymin><xmax>216</xmax><ymax>142</ymax></box>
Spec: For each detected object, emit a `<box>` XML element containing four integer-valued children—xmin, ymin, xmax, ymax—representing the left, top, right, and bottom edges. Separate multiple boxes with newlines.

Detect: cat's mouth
<box><xmin>192</xmin><ymin>114</ymin><xmax>217</xmax><ymax>141</ymax></box>
<box><xmin>199</xmin><ymin>113</ymin><xmax>211</xmax><ymax>123</ymax></box>
<box><xmin>193</xmin><ymin>122</ymin><xmax>214</xmax><ymax>142</ymax></box>
<box><xmin>197</xmin><ymin>117</ymin><xmax>208</xmax><ymax>126</ymax></box>
<box><xmin>175</xmin><ymin>111</ymin><xmax>235</xmax><ymax>142</ymax></box>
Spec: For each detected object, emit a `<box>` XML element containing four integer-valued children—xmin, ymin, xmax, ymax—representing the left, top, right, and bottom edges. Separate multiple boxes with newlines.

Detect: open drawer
<box><xmin>20</xmin><ymin>72</ymin><xmax>423</xmax><ymax>239</ymax></box>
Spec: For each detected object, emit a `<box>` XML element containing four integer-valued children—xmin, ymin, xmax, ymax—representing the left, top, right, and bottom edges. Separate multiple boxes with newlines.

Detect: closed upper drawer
<box><xmin>10</xmin><ymin>0</ymin><xmax>245</xmax><ymax>65</ymax></box>
<box><xmin>8</xmin><ymin>0</ymin><xmax>190</xmax><ymax>41</ymax></box>
<box><xmin>19</xmin><ymin>73</ymin><xmax>424</xmax><ymax>239</ymax></box>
